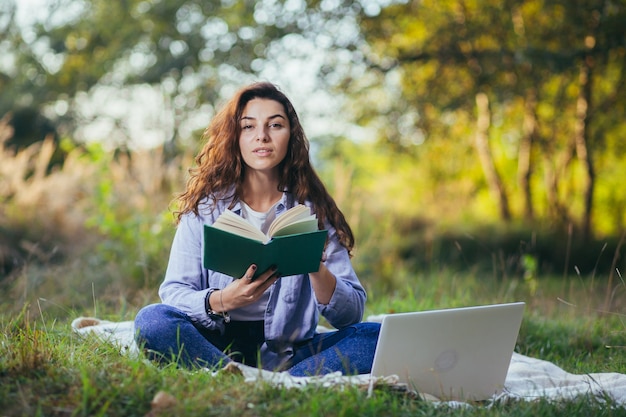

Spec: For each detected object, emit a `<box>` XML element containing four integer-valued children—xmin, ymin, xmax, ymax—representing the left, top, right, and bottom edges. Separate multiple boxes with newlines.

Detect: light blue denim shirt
<box><xmin>158</xmin><ymin>191</ymin><xmax>366</xmax><ymax>369</ymax></box>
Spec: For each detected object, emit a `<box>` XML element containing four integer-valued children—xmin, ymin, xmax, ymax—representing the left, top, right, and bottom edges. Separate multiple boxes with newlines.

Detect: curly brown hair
<box><xmin>175</xmin><ymin>82</ymin><xmax>355</xmax><ymax>253</ymax></box>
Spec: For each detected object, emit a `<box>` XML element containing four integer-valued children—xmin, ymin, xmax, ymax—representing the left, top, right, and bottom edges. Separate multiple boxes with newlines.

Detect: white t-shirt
<box><xmin>227</xmin><ymin>201</ymin><xmax>277</xmax><ymax>321</ymax></box>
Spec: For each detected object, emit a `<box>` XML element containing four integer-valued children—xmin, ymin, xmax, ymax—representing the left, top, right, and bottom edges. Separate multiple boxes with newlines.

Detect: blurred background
<box><xmin>1</xmin><ymin>0</ymin><xmax>625</xmax><ymax>318</ymax></box>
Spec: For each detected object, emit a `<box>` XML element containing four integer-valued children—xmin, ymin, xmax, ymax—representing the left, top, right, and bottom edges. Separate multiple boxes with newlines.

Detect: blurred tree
<box><xmin>3</xmin><ymin>0</ymin><xmax>625</xmax><ymax>238</ymax></box>
<box><xmin>341</xmin><ymin>0</ymin><xmax>626</xmax><ymax>238</ymax></box>
<box><xmin>0</xmin><ymin>0</ymin><xmax>341</xmax><ymax>150</ymax></box>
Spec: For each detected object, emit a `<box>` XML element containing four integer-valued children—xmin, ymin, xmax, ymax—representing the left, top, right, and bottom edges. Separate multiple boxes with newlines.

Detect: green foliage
<box><xmin>83</xmin><ymin>143</ymin><xmax>175</xmax><ymax>289</ymax></box>
<box><xmin>339</xmin><ymin>0</ymin><xmax>626</xmax><ymax>238</ymax></box>
<box><xmin>317</xmin><ymin>138</ymin><xmax>626</xmax><ymax>297</ymax></box>
<box><xmin>0</xmin><ymin>0</ymin><xmax>320</xmax><ymax>145</ymax></box>
<box><xmin>0</xmin><ymin>136</ymin><xmax>183</xmax><ymax>316</ymax></box>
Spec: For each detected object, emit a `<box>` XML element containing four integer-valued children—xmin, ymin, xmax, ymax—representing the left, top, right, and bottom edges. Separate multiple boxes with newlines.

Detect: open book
<box><xmin>203</xmin><ymin>204</ymin><xmax>328</xmax><ymax>279</ymax></box>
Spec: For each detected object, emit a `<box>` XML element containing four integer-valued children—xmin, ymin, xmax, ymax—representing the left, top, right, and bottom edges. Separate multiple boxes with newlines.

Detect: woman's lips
<box><xmin>253</xmin><ymin>148</ymin><xmax>272</xmax><ymax>155</ymax></box>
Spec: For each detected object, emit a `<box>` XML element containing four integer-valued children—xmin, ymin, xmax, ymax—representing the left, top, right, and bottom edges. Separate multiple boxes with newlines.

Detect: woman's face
<box><xmin>238</xmin><ymin>98</ymin><xmax>291</xmax><ymax>175</ymax></box>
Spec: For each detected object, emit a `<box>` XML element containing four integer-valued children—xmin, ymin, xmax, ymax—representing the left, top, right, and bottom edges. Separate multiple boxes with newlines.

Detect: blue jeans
<box><xmin>134</xmin><ymin>303</ymin><xmax>380</xmax><ymax>376</ymax></box>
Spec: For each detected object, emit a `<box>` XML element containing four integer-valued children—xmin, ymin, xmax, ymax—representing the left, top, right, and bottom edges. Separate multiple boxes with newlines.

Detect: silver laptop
<box><xmin>370</xmin><ymin>302</ymin><xmax>525</xmax><ymax>401</ymax></box>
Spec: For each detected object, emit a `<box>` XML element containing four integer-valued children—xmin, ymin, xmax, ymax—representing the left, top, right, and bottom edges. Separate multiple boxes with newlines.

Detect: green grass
<box><xmin>1</xmin><ymin>314</ymin><xmax>622</xmax><ymax>417</ymax></box>
<box><xmin>2</xmin><ymin>272</ymin><xmax>626</xmax><ymax>416</ymax></box>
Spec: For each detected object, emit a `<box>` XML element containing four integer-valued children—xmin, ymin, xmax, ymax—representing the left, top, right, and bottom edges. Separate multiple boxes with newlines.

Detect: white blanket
<box><xmin>71</xmin><ymin>316</ymin><xmax>626</xmax><ymax>405</ymax></box>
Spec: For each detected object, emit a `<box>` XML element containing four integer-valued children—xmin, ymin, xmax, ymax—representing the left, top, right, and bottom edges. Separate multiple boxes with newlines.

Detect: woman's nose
<box><xmin>256</xmin><ymin>127</ymin><xmax>269</xmax><ymax>142</ymax></box>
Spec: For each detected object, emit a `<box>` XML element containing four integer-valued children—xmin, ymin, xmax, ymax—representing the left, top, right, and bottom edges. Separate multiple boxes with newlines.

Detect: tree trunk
<box><xmin>543</xmin><ymin>154</ymin><xmax>571</xmax><ymax>225</ymax></box>
<box><xmin>518</xmin><ymin>88</ymin><xmax>537</xmax><ymax>221</ymax></box>
<box><xmin>474</xmin><ymin>92</ymin><xmax>511</xmax><ymax>221</ymax></box>
<box><xmin>574</xmin><ymin>53</ymin><xmax>595</xmax><ymax>241</ymax></box>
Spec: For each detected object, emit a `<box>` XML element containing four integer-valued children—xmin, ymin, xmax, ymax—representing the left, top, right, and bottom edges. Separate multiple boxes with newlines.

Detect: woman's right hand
<box><xmin>211</xmin><ymin>264</ymin><xmax>279</xmax><ymax>313</ymax></box>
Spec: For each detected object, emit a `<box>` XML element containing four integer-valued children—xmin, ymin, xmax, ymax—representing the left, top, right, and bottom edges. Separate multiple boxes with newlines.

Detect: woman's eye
<box><xmin>241</xmin><ymin>124</ymin><xmax>253</xmax><ymax>130</ymax></box>
<box><xmin>269</xmin><ymin>123</ymin><xmax>283</xmax><ymax>128</ymax></box>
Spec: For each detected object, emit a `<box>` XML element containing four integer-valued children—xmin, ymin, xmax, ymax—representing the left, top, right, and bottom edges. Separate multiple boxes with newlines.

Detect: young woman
<box><xmin>134</xmin><ymin>82</ymin><xmax>380</xmax><ymax>375</ymax></box>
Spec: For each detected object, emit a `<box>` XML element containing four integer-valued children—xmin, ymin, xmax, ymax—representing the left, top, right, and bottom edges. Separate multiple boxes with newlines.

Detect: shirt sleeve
<box><xmin>316</xmin><ymin>225</ymin><xmax>367</xmax><ymax>329</ymax></box>
<box><xmin>158</xmin><ymin>212</ymin><xmax>225</xmax><ymax>331</ymax></box>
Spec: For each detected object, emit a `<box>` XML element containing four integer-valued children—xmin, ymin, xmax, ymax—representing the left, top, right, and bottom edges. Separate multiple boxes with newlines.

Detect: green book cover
<box><xmin>203</xmin><ymin>226</ymin><xmax>328</xmax><ymax>279</ymax></box>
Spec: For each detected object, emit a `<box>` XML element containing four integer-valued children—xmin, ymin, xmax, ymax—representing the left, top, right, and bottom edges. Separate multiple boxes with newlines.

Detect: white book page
<box><xmin>211</xmin><ymin>205</ymin><xmax>318</xmax><ymax>243</ymax></box>
<box><xmin>270</xmin><ymin>218</ymin><xmax>318</xmax><ymax>237</ymax></box>
<box><xmin>267</xmin><ymin>205</ymin><xmax>316</xmax><ymax>237</ymax></box>
<box><xmin>212</xmin><ymin>210</ymin><xmax>268</xmax><ymax>242</ymax></box>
